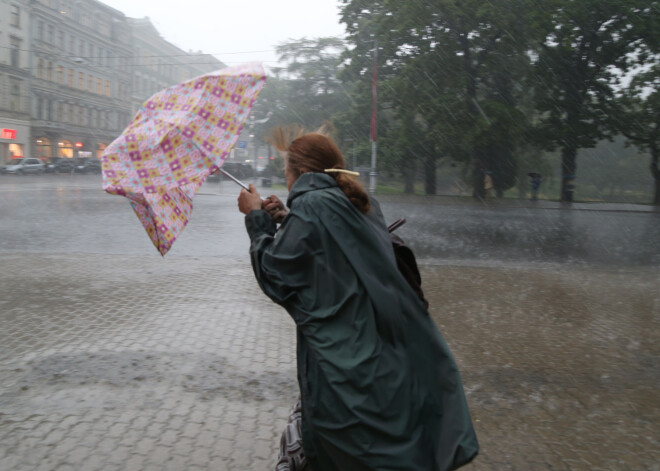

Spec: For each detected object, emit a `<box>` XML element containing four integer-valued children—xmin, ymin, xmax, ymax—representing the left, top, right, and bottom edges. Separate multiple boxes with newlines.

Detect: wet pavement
<box><xmin>0</xmin><ymin>174</ymin><xmax>658</xmax><ymax>470</ymax></box>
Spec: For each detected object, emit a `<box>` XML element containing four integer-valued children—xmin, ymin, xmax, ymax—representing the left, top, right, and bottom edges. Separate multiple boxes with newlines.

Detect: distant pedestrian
<box><xmin>529</xmin><ymin>173</ymin><xmax>542</xmax><ymax>200</ymax></box>
<box><xmin>237</xmin><ymin>127</ymin><xmax>479</xmax><ymax>471</ymax></box>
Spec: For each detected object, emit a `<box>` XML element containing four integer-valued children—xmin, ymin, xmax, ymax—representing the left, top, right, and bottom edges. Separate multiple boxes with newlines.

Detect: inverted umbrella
<box><xmin>102</xmin><ymin>63</ymin><xmax>266</xmax><ymax>255</ymax></box>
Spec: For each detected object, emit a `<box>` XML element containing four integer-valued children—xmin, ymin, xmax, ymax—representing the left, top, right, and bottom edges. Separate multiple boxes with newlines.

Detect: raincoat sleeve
<box><xmin>244</xmin><ymin>209</ymin><xmax>319</xmax><ymax>320</ymax></box>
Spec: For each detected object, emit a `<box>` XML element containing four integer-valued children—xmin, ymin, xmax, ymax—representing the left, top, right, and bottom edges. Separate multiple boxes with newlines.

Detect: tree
<box><xmin>339</xmin><ymin>0</ymin><xmax>541</xmax><ymax>197</ymax></box>
<box><xmin>532</xmin><ymin>0</ymin><xmax>656</xmax><ymax>202</ymax></box>
<box><xmin>274</xmin><ymin>37</ymin><xmax>348</xmax><ymax>129</ymax></box>
<box><xmin>615</xmin><ymin>64</ymin><xmax>660</xmax><ymax>204</ymax></box>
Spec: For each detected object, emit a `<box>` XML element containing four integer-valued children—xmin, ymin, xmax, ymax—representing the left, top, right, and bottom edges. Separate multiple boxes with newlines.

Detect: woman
<box><xmin>237</xmin><ymin>128</ymin><xmax>478</xmax><ymax>471</ymax></box>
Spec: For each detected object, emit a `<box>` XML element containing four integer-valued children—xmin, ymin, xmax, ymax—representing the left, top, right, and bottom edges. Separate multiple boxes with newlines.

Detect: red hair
<box><xmin>270</xmin><ymin>126</ymin><xmax>370</xmax><ymax>214</ymax></box>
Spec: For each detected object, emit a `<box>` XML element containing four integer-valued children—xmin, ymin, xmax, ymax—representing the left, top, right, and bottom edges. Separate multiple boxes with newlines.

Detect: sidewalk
<box><xmin>199</xmin><ymin>177</ymin><xmax>658</xmax><ymax>213</ymax></box>
<box><xmin>0</xmin><ymin>252</ymin><xmax>658</xmax><ymax>470</ymax></box>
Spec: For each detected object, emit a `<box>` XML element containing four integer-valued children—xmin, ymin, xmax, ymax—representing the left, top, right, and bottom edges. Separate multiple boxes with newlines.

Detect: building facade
<box><xmin>0</xmin><ymin>0</ymin><xmax>225</xmax><ymax>164</ymax></box>
<box><xmin>30</xmin><ymin>0</ymin><xmax>133</xmax><ymax>161</ymax></box>
<box><xmin>127</xmin><ymin>17</ymin><xmax>224</xmax><ymax>117</ymax></box>
<box><xmin>0</xmin><ymin>0</ymin><xmax>31</xmax><ymax>161</ymax></box>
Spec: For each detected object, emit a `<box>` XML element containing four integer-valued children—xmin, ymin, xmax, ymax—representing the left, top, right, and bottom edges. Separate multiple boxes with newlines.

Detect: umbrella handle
<box><xmin>218</xmin><ymin>168</ymin><xmax>250</xmax><ymax>191</ymax></box>
<box><xmin>388</xmin><ymin>218</ymin><xmax>406</xmax><ymax>232</ymax></box>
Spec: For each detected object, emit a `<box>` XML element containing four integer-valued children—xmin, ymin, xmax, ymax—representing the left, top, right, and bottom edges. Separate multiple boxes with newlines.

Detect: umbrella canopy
<box><xmin>102</xmin><ymin>63</ymin><xmax>266</xmax><ymax>255</ymax></box>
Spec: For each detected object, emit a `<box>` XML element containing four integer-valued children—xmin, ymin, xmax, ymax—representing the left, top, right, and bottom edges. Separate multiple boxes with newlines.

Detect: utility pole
<box><xmin>369</xmin><ymin>40</ymin><xmax>378</xmax><ymax>194</ymax></box>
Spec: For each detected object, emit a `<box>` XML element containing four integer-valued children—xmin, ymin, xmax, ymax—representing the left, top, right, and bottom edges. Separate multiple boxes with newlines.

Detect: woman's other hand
<box><xmin>238</xmin><ymin>184</ymin><xmax>262</xmax><ymax>215</ymax></box>
<box><xmin>262</xmin><ymin>194</ymin><xmax>288</xmax><ymax>223</ymax></box>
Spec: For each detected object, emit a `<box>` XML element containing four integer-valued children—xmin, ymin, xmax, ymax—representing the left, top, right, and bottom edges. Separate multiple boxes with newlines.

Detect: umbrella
<box><xmin>102</xmin><ymin>63</ymin><xmax>266</xmax><ymax>255</ymax></box>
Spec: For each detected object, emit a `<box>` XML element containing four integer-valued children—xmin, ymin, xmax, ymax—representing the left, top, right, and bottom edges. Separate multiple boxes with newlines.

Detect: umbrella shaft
<box><xmin>219</xmin><ymin>168</ymin><xmax>249</xmax><ymax>190</ymax></box>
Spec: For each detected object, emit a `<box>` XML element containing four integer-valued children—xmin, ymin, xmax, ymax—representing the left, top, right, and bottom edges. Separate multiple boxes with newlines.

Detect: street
<box><xmin>0</xmin><ymin>174</ymin><xmax>659</xmax><ymax>470</ymax></box>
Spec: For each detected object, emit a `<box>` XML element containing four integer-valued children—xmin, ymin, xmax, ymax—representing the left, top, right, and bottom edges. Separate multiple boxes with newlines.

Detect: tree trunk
<box><xmin>424</xmin><ymin>154</ymin><xmax>436</xmax><ymax>195</ymax></box>
<box><xmin>403</xmin><ymin>159</ymin><xmax>415</xmax><ymax>194</ymax></box>
<box><xmin>560</xmin><ymin>146</ymin><xmax>578</xmax><ymax>203</ymax></box>
<box><xmin>651</xmin><ymin>146</ymin><xmax>660</xmax><ymax>206</ymax></box>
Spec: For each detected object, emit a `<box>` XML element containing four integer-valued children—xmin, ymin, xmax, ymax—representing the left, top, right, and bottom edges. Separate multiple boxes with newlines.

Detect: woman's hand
<box><xmin>237</xmin><ymin>184</ymin><xmax>262</xmax><ymax>215</ymax></box>
<box><xmin>262</xmin><ymin>194</ymin><xmax>289</xmax><ymax>223</ymax></box>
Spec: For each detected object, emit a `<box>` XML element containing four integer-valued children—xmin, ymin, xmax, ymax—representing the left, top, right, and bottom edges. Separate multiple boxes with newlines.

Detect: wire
<box><xmin>0</xmin><ymin>44</ymin><xmax>278</xmax><ymax>60</ymax></box>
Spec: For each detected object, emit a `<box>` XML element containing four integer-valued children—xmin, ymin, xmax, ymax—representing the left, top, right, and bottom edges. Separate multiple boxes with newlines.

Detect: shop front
<box><xmin>0</xmin><ymin>119</ymin><xmax>31</xmax><ymax>164</ymax></box>
<box><xmin>34</xmin><ymin>136</ymin><xmax>110</xmax><ymax>161</ymax></box>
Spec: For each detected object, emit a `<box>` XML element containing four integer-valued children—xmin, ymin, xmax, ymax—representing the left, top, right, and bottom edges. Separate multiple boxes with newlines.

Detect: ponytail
<box><xmin>335</xmin><ymin>172</ymin><xmax>371</xmax><ymax>214</ymax></box>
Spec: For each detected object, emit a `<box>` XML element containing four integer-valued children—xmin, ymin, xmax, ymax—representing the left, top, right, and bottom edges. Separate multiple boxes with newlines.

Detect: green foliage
<box><xmin>258</xmin><ymin>1</ymin><xmax>658</xmax><ymax>202</ymax></box>
<box><xmin>273</xmin><ymin>37</ymin><xmax>349</xmax><ymax>130</ymax></box>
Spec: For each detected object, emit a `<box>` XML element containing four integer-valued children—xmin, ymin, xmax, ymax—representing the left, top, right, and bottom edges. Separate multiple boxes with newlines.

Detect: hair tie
<box><xmin>324</xmin><ymin>169</ymin><xmax>360</xmax><ymax>178</ymax></box>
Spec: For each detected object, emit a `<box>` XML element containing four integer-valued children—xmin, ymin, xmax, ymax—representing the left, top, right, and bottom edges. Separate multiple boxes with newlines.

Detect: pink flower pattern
<box><xmin>102</xmin><ymin>63</ymin><xmax>266</xmax><ymax>255</ymax></box>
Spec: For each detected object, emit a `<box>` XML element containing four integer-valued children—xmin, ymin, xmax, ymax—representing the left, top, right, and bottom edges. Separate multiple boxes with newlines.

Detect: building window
<box><xmin>96</xmin><ymin>78</ymin><xmax>102</xmax><ymax>94</ymax></box>
<box><xmin>96</xmin><ymin>143</ymin><xmax>107</xmax><ymax>159</ymax></box>
<box><xmin>38</xmin><ymin>21</ymin><xmax>44</xmax><ymax>40</ymax></box>
<box><xmin>97</xmin><ymin>19</ymin><xmax>110</xmax><ymax>37</ymax></box>
<box><xmin>37</xmin><ymin>59</ymin><xmax>44</xmax><ymax>79</ymax></box>
<box><xmin>88</xmin><ymin>76</ymin><xmax>93</xmax><ymax>92</ymax></box>
<box><xmin>11</xmin><ymin>5</ymin><xmax>20</xmax><ymax>27</ymax></box>
<box><xmin>10</xmin><ymin>37</ymin><xmax>20</xmax><ymax>67</ymax></box>
<box><xmin>105</xmin><ymin>80</ymin><xmax>111</xmax><ymax>97</ymax></box>
<box><xmin>47</xmin><ymin>61</ymin><xmax>53</xmax><ymax>81</ymax></box>
<box><xmin>10</xmin><ymin>78</ymin><xmax>21</xmax><ymax>112</ymax></box>
<box><xmin>68</xmin><ymin>69</ymin><xmax>74</xmax><ymax>87</ymax></box>
<box><xmin>78</xmin><ymin>72</ymin><xmax>84</xmax><ymax>89</ymax></box>
<box><xmin>57</xmin><ymin>65</ymin><xmax>63</xmax><ymax>84</ymax></box>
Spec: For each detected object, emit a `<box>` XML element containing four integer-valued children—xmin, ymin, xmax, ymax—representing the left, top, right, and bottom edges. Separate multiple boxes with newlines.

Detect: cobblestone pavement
<box><xmin>0</xmin><ymin>176</ymin><xmax>658</xmax><ymax>470</ymax></box>
<box><xmin>1</xmin><ymin>256</ymin><xmax>658</xmax><ymax>470</ymax></box>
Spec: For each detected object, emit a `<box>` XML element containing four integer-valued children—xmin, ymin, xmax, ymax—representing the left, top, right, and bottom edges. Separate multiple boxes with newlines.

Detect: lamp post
<box><xmin>247</xmin><ymin>111</ymin><xmax>273</xmax><ymax>175</ymax></box>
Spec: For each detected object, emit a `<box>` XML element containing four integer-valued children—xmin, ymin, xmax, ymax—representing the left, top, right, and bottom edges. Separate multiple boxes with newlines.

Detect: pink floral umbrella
<box><xmin>102</xmin><ymin>63</ymin><xmax>266</xmax><ymax>255</ymax></box>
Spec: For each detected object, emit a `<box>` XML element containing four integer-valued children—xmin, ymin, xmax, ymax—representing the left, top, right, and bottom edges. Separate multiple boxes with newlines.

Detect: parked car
<box><xmin>0</xmin><ymin>158</ymin><xmax>45</xmax><ymax>175</ymax></box>
<box><xmin>43</xmin><ymin>159</ymin><xmax>59</xmax><ymax>173</ymax></box>
<box><xmin>53</xmin><ymin>159</ymin><xmax>75</xmax><ymax>173</ymax></box>
<box><xmin>74</xmin><ymin>158</ymin><xmax>102</xmax><ymax>174</ymax></box>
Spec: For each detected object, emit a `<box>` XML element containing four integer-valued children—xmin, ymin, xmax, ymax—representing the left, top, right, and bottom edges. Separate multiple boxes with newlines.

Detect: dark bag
<box><xmin>388</xmin><ymin>219</ymin><xmax>429</xmax><ymax>309</ymax></box>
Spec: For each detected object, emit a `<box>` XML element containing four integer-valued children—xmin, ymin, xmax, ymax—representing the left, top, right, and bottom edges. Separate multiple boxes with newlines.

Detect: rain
<box><xmin>0</xmin><ymin>0</ymin><xmax>658</xmax><ymax>470</ymax></box>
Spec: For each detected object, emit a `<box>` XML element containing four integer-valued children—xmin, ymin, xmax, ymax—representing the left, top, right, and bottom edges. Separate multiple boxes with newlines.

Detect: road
<box><xmin>0</xmin><ymin>174</ymin><xmax>658</xmax><ymax>470</ymax></box>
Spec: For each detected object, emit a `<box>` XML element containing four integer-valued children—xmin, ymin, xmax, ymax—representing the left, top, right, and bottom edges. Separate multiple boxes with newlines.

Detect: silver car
<box><xmin>0</xmin><ymin>158</ymin><xmax>45</xmax><ymax>175</ymax></box>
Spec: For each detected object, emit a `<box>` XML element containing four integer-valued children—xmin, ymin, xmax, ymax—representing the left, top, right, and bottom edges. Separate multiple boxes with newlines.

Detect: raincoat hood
<box><xmin>286</xmin><ymin>172</ymin><xmax>337</xmax><ymax>208</ymax></box>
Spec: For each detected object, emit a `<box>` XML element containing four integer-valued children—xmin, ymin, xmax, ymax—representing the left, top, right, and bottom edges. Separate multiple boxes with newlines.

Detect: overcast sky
<box><xmin>102</xmin><ymin>0</ymin><xmax>346</xmax><ymax>70</ymax></box>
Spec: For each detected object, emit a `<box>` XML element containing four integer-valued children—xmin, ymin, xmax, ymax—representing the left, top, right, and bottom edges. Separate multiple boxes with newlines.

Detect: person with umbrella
<box><xmin>237</xmin><ymin>127</ymin><xmax>478</xmax><ymax>471</ymax></box>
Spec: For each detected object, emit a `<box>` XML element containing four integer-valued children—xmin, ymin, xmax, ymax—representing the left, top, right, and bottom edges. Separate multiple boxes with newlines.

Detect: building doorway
<box><xmin>35</xmin><ymin>137</ymin><xmax>52</xmax><ymax>160</ymax></box>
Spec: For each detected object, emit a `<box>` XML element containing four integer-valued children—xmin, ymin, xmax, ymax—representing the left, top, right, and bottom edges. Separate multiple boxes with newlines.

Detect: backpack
<box><xmin>388</xmin><ymin>219</ymin><xmax>429</xmax><ymax>309</ymax></box>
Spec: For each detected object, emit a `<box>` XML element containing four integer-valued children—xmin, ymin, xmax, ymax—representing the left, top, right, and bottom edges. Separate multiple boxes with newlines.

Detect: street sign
<box><xmin>237</xmin><ymin>140</ymin><xmax>247</xmax><ymax>149</ymax></box>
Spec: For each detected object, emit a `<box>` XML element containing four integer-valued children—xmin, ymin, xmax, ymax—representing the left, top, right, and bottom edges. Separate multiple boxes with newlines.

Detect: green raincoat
<box><xmin>245</xmin><ymin>173</ymin><xmax>478</xmax><ymax>470</ymax></box>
